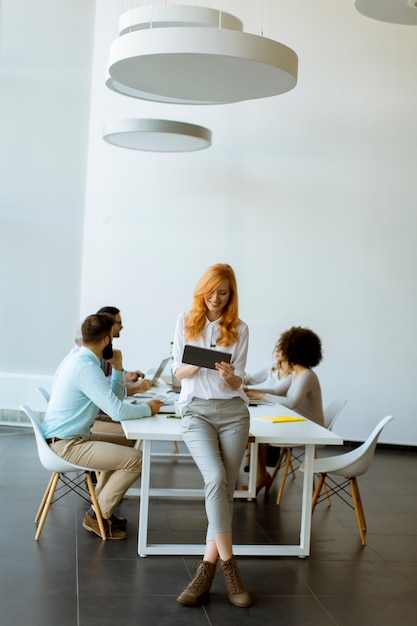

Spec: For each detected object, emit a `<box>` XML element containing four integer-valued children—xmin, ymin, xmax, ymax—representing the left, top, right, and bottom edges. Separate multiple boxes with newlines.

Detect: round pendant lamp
<box><xmin>354</xmin><ymin>0</ymin><xmax>417</xmax><ymax>24</ymax></box>
<box><xmin>103</xmin><ymin>118</ymin><xmax>212</xmax><ymax>152</ymax></box>
<box><xmin>105</xmin><ymin>75</ymin><xmax>226</xmax><ymax>106</ymax></box>
<box><xmin>117</xmin><ymin>5</ymin><xmax>243</xmax><ymax>35</ymax></box>
<box><xmin>107</xmin><ymin>5</ymin><xmax>298</xmax><ymax>105</ymax></box>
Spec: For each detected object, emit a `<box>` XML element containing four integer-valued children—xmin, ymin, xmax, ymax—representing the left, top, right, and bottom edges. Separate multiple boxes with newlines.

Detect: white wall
<box><xmin>0</xmin><ymin>0</ymin><xmax>96</xmax><ymax>410</ymax></box>
<box><xmin>1</xmin><ymin>1</ymin><xmax>416</xmax><ymax>445</ymax></box>
<box><xmin>80</xmin><ymin>0</ymin><xmax>417</xmax><ymax>445</ymax></box>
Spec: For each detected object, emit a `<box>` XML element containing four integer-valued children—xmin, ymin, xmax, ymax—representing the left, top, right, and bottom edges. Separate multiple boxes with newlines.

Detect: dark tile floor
<box><xmin>1</xmin><ymin>425</ymin><xmax>417</xmax><ymax>626</ymax></box>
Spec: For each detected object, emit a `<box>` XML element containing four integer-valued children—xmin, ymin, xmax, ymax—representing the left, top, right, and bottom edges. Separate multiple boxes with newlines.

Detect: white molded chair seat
<box><xmin>270</xmin><ymin>399</ymin><xmax>347</xmax><ymax>504</ymax></box>
<box><xmin>300</xmin><ymin>415</ymin><xmax>394</xmax><ymax>545</ymax></box>
<box><xmin>323</xmin><ymin>399</ymin><xmax>347</xmax><ymax>430</ymax></box>
<box><xmin>20</xmin><ymin>404</ymin><xmax>107</xmax><ymax>541</ymax></box>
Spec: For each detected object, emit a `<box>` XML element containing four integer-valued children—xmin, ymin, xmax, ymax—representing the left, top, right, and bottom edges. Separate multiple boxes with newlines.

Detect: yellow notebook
<box><xmin>256</xmin><ymin>415</ymin><xmax>306</xmax><ymax>423</ymax></box>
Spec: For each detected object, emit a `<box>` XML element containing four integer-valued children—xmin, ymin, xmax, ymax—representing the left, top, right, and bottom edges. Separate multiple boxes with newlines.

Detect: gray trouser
<box><xmin>181</xmin><ymin>397</ymin><xmax>249</xmax><ymax>542</ymax></box>
<box><xmin>51</xmin><ymin>433</ymin><xmax>142</xmax><ymax>518</ymax></box>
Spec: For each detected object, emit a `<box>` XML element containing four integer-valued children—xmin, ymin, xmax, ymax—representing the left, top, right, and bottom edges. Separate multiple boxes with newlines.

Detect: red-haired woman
<box><xmin>172</xmin><ymin>263</ymin><xmax>252</xmax><ymax>608</ymax></box>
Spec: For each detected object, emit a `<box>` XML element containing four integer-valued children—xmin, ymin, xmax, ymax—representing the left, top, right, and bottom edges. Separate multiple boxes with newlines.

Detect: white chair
<box><xmin>323</xmin><ymin>399</ymin><xmax>347</xmax><ymax>430</ymax></box>
<box><xmin>20</xmin><ymin>404</ymin><xmax>107</xmax><ymax>541</ymax></box>
<box><xmin>36</xmin><ymin>387</ymin><xmax>50</xmax><ymax>403</ymax></box>
<box><xmin>302</xmin><ymin>415</ymin><xmax>394</xmax><ymax>545</ymax></box>
<box><xmin>270</xmin><ymin>400</ymin><xmax>347</xmax><ymax>504</ymax></box>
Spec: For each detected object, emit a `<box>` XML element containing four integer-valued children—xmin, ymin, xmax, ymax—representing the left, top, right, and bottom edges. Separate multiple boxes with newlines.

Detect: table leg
<box><xmin>138</xmin><ymin>439</ymin><xmax>151</xmax><ymax>557</ymax></box>
<box><xmin>299</xmin><ymin>443</ymin><xmax>315</xmax><ymax>555</ymax></box>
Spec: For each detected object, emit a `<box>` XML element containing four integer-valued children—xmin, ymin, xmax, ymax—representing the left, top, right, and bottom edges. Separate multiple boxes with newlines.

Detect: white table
<box><xmin>122</xmin><ymin>405</ymin><xmax>343</xmax><ymax>557</ymax></box>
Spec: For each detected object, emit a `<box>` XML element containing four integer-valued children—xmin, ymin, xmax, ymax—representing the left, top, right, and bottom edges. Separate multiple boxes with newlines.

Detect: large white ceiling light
<box><xmin>354</xmin><ymin>0</ymin><xmax>417</xmax><ymax>24</ymax></box>
<box><xmin>107</xmin><ymin>4</ymin><xmax>298</xmax><ymax>105</ymax></box>
<box><xmin>103</xmin><ymin>118</ymin><xmax>212</xmax><ymax>152</ymax></box>
<box><xmin>117</xmin><ymin>4</ymin><xmax>244</xmax><ymax>35</ymax></box>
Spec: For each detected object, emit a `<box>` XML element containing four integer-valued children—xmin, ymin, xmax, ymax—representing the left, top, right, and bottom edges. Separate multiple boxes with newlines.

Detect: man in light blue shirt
<box><xmin>42</xmin><ymin>313</ymin><xmax>163</xmax><ymax>540</ymax></box>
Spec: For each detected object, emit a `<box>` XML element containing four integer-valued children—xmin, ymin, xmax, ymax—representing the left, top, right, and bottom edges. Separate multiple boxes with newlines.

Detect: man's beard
<box><xmin>102</xmin><ymin>342</ymin><xmax>113</xmax><ymax>360</ymax></box>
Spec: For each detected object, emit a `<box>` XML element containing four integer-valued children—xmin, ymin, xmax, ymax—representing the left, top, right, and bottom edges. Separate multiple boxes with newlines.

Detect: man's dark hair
<box><xmin>97</xmin><ymin>306</ymin><xmax>120</xmax><ymax>316</ymax></box>
<box><xmin>279</xmin><ymin>326</ymin><xmax>323</xmax><ymax>368</ymax></box>
<box><xmin>82</xmin><ymin>313</ymin><xmax>115</xmax><ymax>344</ymax></box>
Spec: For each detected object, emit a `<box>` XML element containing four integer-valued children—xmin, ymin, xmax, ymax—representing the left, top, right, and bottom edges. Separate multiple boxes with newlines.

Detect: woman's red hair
<box><xmin>185</xmin><ymin>263</ymin><xmax>240</xmax><ymax>346</ymax></box>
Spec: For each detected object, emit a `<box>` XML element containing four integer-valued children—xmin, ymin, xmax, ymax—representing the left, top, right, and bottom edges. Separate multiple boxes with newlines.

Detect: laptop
<box><xmin>147</xmin><ymin>357</ymin><xmax>171</xmax><ymax>386</ymax></box>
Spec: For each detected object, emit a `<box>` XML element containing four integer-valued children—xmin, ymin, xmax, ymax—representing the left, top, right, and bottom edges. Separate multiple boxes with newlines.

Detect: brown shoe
<box><xmin>86</xmin><ymin>506</ymin><xmax>127</xmax><ymax>529</ymax></box>
<box><xmin>177</xmin><ymin>561</ymin><xmax>217</xmax><ymax>606</ymax></box>
<box><xmin>220</xmin><ymin>556</ymin><xmax>252</xmax><ymax>607</ymax></box>
<box><xmin>82</xmin><ymin>512</ymin><xmax>127</xmax><ymax>540</ymax></box>
<box><xmin>108</xmin><ymin>513</ymin><xmax>127</xmax><ymax>528</ymax></box>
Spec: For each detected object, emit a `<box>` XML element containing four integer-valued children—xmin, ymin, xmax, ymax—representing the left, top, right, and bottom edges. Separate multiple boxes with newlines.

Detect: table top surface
<box><xmin>122</xmin><ymin>403</ymin><xmax>343</xmax><ymax>446</ymax></box>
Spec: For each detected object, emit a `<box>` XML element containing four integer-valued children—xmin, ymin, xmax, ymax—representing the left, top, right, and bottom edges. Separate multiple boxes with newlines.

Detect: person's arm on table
<box><xmin>245</xmin><ymin>374</ymin><xmax>292</xmax><ymax>401</ymax></box>
<box><xmin>255</xmin><ymin>374</ymin><xmax>309</xmax><ymax>407</ymax></box>
<box><xmin>125</xmin><ymin>378</ymin><xmax>152</xmax><ymax>394</ymax></box>
<box><xmin>124</xmin><ymin>370</ymin><xmax>145</xmax><ymax>382</ymax></box>
<box><xmin>78</xmin><ymin>352</ymin><xmax>163</xmax><ymax>420</ymax></box>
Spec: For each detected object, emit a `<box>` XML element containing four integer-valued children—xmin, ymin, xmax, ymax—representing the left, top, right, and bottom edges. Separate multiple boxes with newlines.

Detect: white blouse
<box><xmin>172</xmin><ymin>312</ymin><xmax>249</xmax><ymax>409</ymax></box>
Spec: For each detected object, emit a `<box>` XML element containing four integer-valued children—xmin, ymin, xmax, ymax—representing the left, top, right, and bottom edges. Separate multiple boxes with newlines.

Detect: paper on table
<box><xmin>255</xmin><ymin>415</ymin><xmax>306</xmax><ymax>423</ymax></box>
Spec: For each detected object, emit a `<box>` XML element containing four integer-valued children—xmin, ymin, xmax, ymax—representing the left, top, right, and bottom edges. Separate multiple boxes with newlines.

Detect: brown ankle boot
<box><xmin>219</xmin><ymin>556</ymin><xmax>252</xmax><ymax>607</ymax></box>
<box><xmin>177</xmin><ymin>560</ymin><xmax>217</xmax><ymax>606</ymax></box>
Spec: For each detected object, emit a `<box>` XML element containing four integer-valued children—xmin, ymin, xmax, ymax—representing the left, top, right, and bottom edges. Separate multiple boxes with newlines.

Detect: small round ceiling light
<box><xmin>354</xmin><ymin>0</ymin><xmax>417</xmax><ymax>24</ymax></box>
<box><xmin>107</xmin><ymin>5</ymin><xmax>298</xmax><ymax>105</ymax></box>
<box><xmin>103</xmin><ymin>119</ymin><xmax>212</xmax><ymax>152</ymax></box>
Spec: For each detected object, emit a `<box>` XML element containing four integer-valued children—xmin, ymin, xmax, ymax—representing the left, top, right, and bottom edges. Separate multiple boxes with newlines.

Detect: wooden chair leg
<box><xmin>311</xmin><ymin>473</ymin><xmax>326</xmax><ymax>512</ymax></box>
<box><xmin>134</xmin><ymin>439</ymin><xmax>142</xmax><ymax>450</ymax></box>
<box><xmin>35</xmin><ymin>472</ymin><xmax>60</xmax><ymax>540</ymax></box>
<box><xmin>85</xmin><ymin>472</ymin><xmax>107</xmax><ymax>541</ymax></box>
<box><xmin>312</xmin><ymin>453</ymin><xmax>331</xmax><ymax>505</ymax></box>
<box><xmin>270</xmin><ymin>448</ymin><xmax>286</xmax><ymax>483</ymax></box>
<box><xmin>351</xmin><ymin>478</ymin><xmax>366</xmax><ymax>531</ymax></box>
<box><xmin>173</xmin><ymin>441</ymin><xmax>179</xmax><ymax>454</ymax></box>
<box><xmin>276</xmin><ymin>450</ymin><xmax>293</xmax><ymax>505</ymax></box>
<box><xmin>35</xmin><ymin>473</ymin><xmax>55</xmax><ymax>523</ymax></box>
<box><xmin>357</xmin><ymin>494</ymin><xmax>366</xmax><ymax>532</ymax></box>
<box><xmin>287</xmin><ymin>449</ymin><xmax>296</xmax><ymax>478</ymax></box>
<box><xmin>322</xmin><ymin>481</ymin><xmax>331</xmax><ymax>505</ymax></box>
<box><xmin>350</xmin><ymin>477</ymin><xmax>366</xmax><ymax>545</ymax></box>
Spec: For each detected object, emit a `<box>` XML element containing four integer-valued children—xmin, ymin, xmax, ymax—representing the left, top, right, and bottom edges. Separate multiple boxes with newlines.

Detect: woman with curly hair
<box><xmin>172</xmin><ymin>263</ymin><xmax>252</xmax><ymax>608</ymax></box>
<box><xmin>245</xmin><ymin>326</ymin><xmax>324</xmax><ymax>497</ymax></box>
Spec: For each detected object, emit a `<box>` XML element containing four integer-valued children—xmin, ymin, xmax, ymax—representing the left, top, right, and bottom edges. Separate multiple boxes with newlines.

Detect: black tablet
<box><xmin>182</xmin><ymin>344</ymin><xmax>232</xmax><ymax>369</ymax></box>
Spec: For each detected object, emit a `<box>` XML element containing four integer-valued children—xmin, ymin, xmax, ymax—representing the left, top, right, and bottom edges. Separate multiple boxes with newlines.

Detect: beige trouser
<box><xmin>91</xmin><ymin>416</ymin><xmax>135</xmax><ymax>446</ymax></box>
<box><xmin>50</xmin><ymin>433</ymin><xmax>141</xmax><ymax>518</ymax></box>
